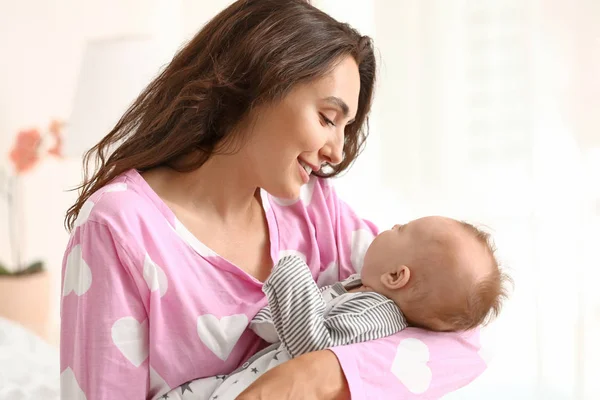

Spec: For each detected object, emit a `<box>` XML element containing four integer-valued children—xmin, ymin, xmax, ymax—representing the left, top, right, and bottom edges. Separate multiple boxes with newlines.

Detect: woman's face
<box><xmin>241</xmin><ymin>55</ymin><xmax>361</xmax><ymax>200</ymax></box>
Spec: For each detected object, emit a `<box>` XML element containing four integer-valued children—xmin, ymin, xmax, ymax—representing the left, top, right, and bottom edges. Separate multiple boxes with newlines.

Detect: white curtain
<box><xmin>321</xmin><ymin>1</ymin><xmax>600</xmax><ymax>399</ymax></box>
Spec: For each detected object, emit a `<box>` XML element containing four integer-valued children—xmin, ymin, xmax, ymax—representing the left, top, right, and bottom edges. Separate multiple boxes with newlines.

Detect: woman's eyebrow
<box><xmin>322</xmin><ymin>96</ymin><xmax>355</xmax><ymax>124</ymax></box>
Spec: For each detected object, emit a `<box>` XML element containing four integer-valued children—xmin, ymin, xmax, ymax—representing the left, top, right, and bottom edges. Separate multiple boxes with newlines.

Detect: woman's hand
<box><xmin>235</xmin><ymin>349</ymin><xmax>350</xmax><ymax>400</ymax></box>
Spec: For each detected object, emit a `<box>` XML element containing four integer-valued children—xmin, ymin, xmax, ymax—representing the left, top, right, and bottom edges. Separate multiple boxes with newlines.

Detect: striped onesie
<box><xmin>164</xmin><ymin>255</ymin><xmax>407</xmax><ymax>399</ymax></box>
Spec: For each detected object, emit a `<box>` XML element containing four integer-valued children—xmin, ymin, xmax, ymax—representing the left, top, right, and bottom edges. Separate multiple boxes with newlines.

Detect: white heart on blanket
<box><xmin>111</xmin><ymin>317</ymin><xmax>149</xmax><ymax>367</ymax></box>
<box><xmin>272</xmin><ymin>177</ymin><xmax>316</xmax><ymax>206</ymax></box>
<box><xmin>351</xmin><ymin>229</ymin><xmax>375</xmax><ymax>273</ymax></box>
<box><xmin>391</xmin><ymin>338</ymin><xmax>432</xmax><ymax>394</ymax></box>
<box><xmin>74</xmin><ymin>200</ymin><xmax>95</xmax><ymax>228</ymax></box>
<box><xmin>316</xmin><ymin>261</ymin><xmax>338</xmax><ymax>287</ymax></box>
<box><xmin>143</xmin><ymin>253</ymin><xmax>168</xmax><ymax>297</ymax></box>
<box><xmin>62</xmin><ymin>244</ymin><xmax>92</xmax><ymax>297</ymax></box>
<box><xmin>61</xmin><ymin>367</ymin><xmax>87</xmax><ymax>400</ymax></box>
<box><xmin>197</xmin><ymin>314</ymin><xmax>248</xmax><ymax>361</ymax></box>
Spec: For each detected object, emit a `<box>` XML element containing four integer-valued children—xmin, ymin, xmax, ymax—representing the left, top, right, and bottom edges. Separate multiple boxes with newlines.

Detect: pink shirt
<box><xmin>60</xmin><ymin>169</ymin><xmax>485</xmax><ymax>399</ymax></box>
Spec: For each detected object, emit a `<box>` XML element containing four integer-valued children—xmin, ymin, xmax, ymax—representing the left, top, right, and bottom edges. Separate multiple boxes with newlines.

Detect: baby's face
<box><xmin>359</xmin><ymin>220</ymin><xmax>420</xmax><ymax>292</ymax></box>
<box><xmin>362</xmin><ymin>217</ymin><xmax>440</xmax><ymax>276</ymax></box>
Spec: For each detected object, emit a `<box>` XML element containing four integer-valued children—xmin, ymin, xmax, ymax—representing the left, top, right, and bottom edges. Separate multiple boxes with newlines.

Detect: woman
<box><xmin>61</xmin><ymin>0</ymin><xmax>486</xmax><ymax>399</ymax></box>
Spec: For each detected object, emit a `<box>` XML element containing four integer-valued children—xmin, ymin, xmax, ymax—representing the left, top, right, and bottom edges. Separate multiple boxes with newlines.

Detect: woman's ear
<box><xmin>380</xmin><ymin>265</ymin><xmax>410</xmax><ymax>290</ymax></box>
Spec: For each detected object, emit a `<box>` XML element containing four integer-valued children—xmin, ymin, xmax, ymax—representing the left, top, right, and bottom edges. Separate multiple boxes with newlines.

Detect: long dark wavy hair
<box><xmin>65</xmin><ymin>0</ymin><xmax>376</xmax><ymax>231</ymax></box>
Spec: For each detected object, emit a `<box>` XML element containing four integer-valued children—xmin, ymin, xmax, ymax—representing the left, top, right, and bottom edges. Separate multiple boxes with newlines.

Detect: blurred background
<box><xmin>0</xmin><ymin>0</ymin><xmax>598</xmax><ymax>399</ymax></box>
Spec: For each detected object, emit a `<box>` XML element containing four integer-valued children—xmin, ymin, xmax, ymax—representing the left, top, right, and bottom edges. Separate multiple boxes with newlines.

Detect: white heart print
<box><xmin>62</xmin><ymin>245</ymin><xmax>92</xmax><ymax>297</ymax></box>
<box><xmin>104</xmin><ymin>182</ymin><xmax>127</xmax><ymax>192</ymax></box>
<box><xmin>111</xmin><ymin>317</ymin><xmax>149</xmax><ymax>367</ymax></box>
<box><xmin>391</xmin><ymin>338</ymin><xmax>432</xmax><ymax>394</ymax></box>
<box><xmin>61</xmin><ymin>367</ymin><xmax>87</xmax><ymax>400</ymax></box>
<box><xmin>351</xmin><ymin>229</ymin><xmax>375</xmax><ymax>273</ymax></box>
<box><xmin>143</xmin><ymin>253</ymin><xmax>168</xmax><ymax>297</ymax></box>
<box><xmin>74</xmin><ymin>200</ymin><xmax>95</xmax><ymax>228</ymax></box>
<box><xmin>197</xmin><ymin>314</ymin><xmax>248</xmax><ymax>361</ymax></box>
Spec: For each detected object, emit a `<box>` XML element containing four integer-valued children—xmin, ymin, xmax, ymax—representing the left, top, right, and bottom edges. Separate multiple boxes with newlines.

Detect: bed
<box><xmin>0</xmin><ymin>317</ymin><xmax>59</xmax><ymax>399</ymax></box>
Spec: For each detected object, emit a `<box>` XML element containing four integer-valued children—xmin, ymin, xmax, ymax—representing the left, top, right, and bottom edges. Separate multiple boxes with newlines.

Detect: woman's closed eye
<box><xmin>319</xmin><ymin>112</ymin><xmax>336</xmax><ymax>127</ymax></box>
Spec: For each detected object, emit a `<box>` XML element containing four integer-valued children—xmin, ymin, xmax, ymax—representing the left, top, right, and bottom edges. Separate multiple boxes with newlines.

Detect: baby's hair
<box><xmin>444</xmin><ymin>222</ymin><xmax>512</xmax><ymax>330</ymax></box>
<box><xmin>404</xmin><ymin>221</ymin><xmax>512</xmax><ymax>332</ymax></box>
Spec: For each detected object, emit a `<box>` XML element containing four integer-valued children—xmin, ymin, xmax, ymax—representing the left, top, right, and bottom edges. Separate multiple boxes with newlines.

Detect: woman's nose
<box><xmin>320</xmin><ymin>128</ymin><xmax>344</xmax><ymax>165</ymax></box>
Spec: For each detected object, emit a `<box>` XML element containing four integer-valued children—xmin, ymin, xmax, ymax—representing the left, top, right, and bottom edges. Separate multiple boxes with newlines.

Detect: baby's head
<box><xmin>360</xmin><ymin>216</ymin><xmax>509</xmax><ymax>332</ymax></box>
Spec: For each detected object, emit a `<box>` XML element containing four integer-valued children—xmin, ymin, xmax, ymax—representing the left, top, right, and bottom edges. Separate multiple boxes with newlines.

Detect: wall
<box><xmin>0</xmin><ymin>0</ymin><xmax>237</xmax><ymax>345</ymax></box>
<box><xmin>370</xmin><ymin>1</ymin><xmax>600</xmax><ymax>398</ymax></box>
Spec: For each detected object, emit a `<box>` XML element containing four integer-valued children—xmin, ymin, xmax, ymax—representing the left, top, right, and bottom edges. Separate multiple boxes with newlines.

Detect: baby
<box><xmin>359</xmin><ymin>215</ymin><xmax>509</xmax><ymax>332</ymax></box>
<box><xmin>161</xmin><ymin>216</ymin><xmax>509</xmax><ymax>399</ymax></box>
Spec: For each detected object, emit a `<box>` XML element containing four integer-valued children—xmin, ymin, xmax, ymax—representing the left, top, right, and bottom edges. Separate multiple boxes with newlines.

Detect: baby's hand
<box><xmin>347</xmin><ymin>284</ymin><xmax>371</xmax><ymax>293</ymax></box>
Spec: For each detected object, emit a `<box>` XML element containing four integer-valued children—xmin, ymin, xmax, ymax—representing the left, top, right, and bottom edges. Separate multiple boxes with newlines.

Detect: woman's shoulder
<box><xmin>74</xmin><ymin>169</ymin><xmax>172</xmax><ymax>234</ymax></box>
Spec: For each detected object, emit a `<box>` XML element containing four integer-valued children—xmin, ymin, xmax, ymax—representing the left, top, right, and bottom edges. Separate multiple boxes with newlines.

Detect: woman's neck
<box><xmin>144</xmin><ymin>153</ymin><xmax>261</xmax><ymax>224</ymax></box>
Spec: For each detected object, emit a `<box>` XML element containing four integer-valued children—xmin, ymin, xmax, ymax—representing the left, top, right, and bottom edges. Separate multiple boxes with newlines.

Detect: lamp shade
<box><xmin>66</xmin><ymin>36</ymin><xmax>165</xmax><ymax>157</ymax></box>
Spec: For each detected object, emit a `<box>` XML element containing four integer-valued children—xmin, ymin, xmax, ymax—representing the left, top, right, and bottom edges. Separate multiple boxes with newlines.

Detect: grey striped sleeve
<box><xmin>262</xmin><ymin>255</ymin><xmax>329</xmax><ymax>358</ymax></box>
<box><xmin>324</xmin><ymin>292</ymin><xmax>407</xmax><ymax>346</ymax></box>
<box><xmin>262</xmin><ymin>255</ymin><xmax>407</xmax><ymax>359</ymax></box>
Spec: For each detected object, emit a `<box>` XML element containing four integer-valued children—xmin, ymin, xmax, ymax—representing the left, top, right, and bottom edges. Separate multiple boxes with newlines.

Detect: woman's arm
<box><xmin>239</xmin><ymin>329</ymin><xmax>484</xmax><ymax>400</ymax></box>
<box><xmin>61</xmin><ymin>220</ymin><xmax>150</xmax><ymax>399</ymax></box>
<box><xmin>236</xmin><ymin>349</ymin><xmax>350</xmax><ymax>400</ymax></box>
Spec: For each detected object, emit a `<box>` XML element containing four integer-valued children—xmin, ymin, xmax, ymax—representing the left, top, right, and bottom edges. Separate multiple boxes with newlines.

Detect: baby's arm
<box><xmin>262</xmin><ymin>255</ymin><xmax>331</xmax><ymax>357</ymax></box>
<box><xmin>263</xmin><ymin>255</ymin><xmax>406</xmax><ymax>358</ymax></box>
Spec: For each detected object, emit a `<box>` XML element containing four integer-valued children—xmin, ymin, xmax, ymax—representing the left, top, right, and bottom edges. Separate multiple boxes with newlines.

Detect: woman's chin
<box><xmin>268</xmin><ymin>183</ymin><xmax>302</xmax><ymax>202</ymax></box>
<box><xmin>278</xmin><ymin>189</ymin><xmax>301</xmax><ymax>201</ymax></box>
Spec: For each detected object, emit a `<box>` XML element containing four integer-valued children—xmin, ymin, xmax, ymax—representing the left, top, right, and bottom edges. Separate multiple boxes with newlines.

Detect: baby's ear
<box><xmin>381</xmin><ymin>265</ymin><xmax>410</xmax><ymax>290</ymax></box>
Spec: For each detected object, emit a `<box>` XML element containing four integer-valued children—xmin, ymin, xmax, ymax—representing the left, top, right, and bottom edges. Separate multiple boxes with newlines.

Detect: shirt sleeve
<box><xmin>60</xmin><ymin>219</ymin><xmax>150</xmax><ymax>399</ymax></box>
<box><xmin>313</xmin><ymin>179</ymin><xmax>487</xmax><ymax>399</ymax></box>
<box><xmin>262</xmin><ymin>255</ymin><xmax>407</xmax><ymax>358</ymax></box>
<box><xmin>262</xmin><ymin>255</ymin><xmax>330</xmax><ymax>357</ymax></box>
